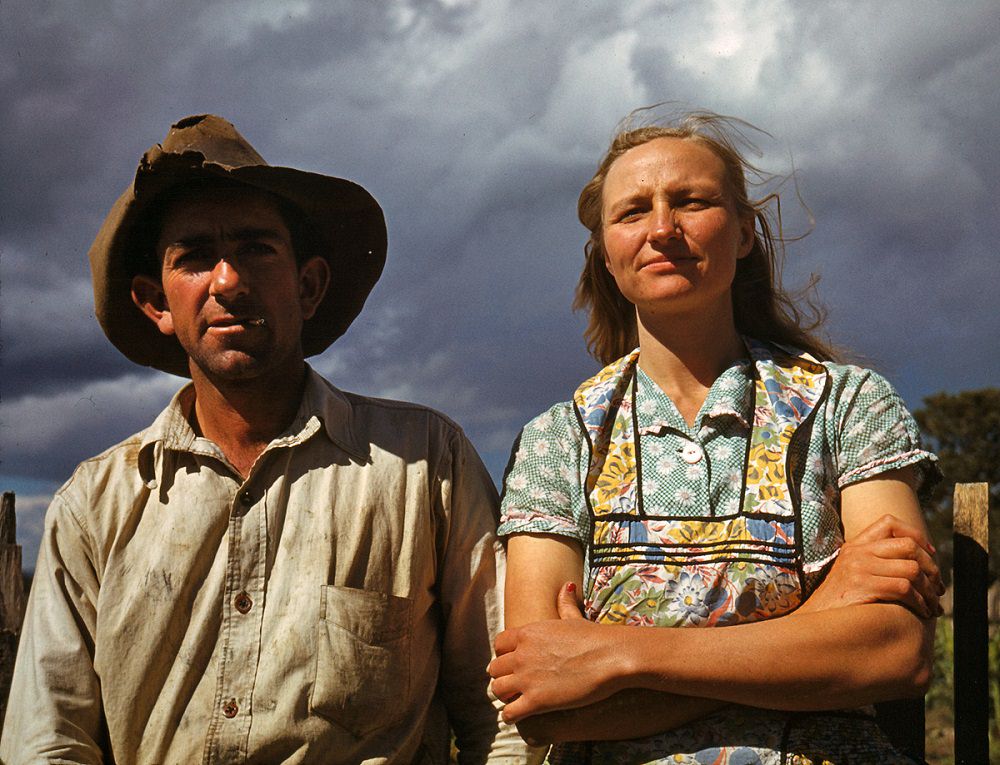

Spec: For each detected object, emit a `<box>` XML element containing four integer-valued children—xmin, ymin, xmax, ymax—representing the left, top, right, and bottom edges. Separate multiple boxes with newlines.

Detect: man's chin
<box><xmin>188</xmin><ymin>350</ymin><xmax>279</xmax><ymax>383</ymax></box>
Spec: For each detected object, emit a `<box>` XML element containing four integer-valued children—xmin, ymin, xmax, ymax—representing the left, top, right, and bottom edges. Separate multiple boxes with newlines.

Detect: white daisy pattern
<box><xmin>508</xmin><ymin>474</ymin><xmax>528</xmax><ymax>492</ymax></box>
<box><xmin>674</xmin><ymin>488</ymin><xmax>694</xmax><ymax>508</ymax></box>
<box><xmin>717</xmin><ymin>376</ymin><xmax>739</xmax><ymax>392</ymax></box>
<box><xmin>656</xmin><ymin>456</ymin><xmax>676</xmax><ymax>475</ymax></box>
<box><xmin>531</xmin><ymin>411</ymin><xmax>553</xmax><ymax>431</ymax></box>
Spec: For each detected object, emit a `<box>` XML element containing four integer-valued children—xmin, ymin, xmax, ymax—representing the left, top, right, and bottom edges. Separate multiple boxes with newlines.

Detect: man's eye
<box><xmin>171</xmin><ymin>250</ymin><xmax>211</xmax><ymax>268</ymax></box>
<box><xmin>239</xmin><ymin>242</ymin><xmax>276</xmax><ymax>256</ymax></box>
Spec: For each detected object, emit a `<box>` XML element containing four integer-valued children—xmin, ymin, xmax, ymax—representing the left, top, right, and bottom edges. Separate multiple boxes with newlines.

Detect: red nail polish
<box><xmin>567</xmin><ymin>582</ymin><xmax>577</xmax><ymax>593</ymax></box>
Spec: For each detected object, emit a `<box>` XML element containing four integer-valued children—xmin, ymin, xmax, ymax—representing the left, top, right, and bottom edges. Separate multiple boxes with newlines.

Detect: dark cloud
<box><xmin>2</xmin><ymin>0</ymin><xmax>997</xmax><ymax>567</ymax></box>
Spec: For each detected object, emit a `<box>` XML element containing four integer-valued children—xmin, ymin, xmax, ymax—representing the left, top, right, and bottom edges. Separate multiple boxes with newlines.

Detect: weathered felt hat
<box><xmin>88</xmin><ymin>114</ymin><xmax>387</xmax><ymax>377</ymax></box>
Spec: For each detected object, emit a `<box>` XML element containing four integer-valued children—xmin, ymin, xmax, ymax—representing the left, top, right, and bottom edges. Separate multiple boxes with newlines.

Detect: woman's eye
<box><xmin>680</xmin><ymin>197</ymin><xmax>710</xmax><ymax>209</ymax></box>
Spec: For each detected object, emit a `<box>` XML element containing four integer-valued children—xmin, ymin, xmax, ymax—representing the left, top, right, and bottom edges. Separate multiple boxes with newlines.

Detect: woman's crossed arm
<box><xmin>491</xmin><ymin>468</ymin><xmax>940</xmax><ymax>745</ymax></box>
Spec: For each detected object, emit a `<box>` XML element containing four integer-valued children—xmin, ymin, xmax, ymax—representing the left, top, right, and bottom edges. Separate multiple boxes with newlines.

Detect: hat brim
<box><xmin>89</xmin><ymin>150</ymin><xmax>387</xmax><ymax>377</ymax></box>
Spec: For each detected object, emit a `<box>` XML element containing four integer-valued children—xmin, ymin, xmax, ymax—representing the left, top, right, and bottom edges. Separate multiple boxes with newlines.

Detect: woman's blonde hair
<box><xmin>575</xmin><ymin>108</ymin><xmax>837</xmax><ymax>364</ymax></box>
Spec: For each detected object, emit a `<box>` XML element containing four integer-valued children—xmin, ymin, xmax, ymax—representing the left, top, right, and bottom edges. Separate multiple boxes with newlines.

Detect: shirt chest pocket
<box><xmin>309</xmin><ymin>585</ymin><xmax>413</xmax><ymax>737</ymax></box>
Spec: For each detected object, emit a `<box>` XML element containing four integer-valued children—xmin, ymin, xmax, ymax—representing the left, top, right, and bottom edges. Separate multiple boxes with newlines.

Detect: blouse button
<box><xmin>222</xmin><ymin>699</ymin><xmax>239</xmax><ymax>718</ymax></box>
<box><xmin>681</xmin><ymin>443</ymin><xmax>704</xmax><ymax>464</ymax></box>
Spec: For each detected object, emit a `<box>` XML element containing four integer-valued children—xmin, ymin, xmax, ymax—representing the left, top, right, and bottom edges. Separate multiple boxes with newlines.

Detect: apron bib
<box><xmin>573</xmin><ymin>341</ymin><xmax>830</xmax><ymax>628</ymax></box>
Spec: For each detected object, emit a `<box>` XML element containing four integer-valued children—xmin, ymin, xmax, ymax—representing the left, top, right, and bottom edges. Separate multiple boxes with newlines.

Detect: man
<box><xmin>1</xmin><ymin>115</ymin><xmax>528</xmax><ymax>764</ymax></box>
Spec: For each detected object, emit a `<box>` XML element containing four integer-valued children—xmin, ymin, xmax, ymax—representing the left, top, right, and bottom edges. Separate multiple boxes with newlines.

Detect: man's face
<box><xmin>135</xmin><ymin>186</ymin><xmax>328</xmax><ymax>383</ymax></box>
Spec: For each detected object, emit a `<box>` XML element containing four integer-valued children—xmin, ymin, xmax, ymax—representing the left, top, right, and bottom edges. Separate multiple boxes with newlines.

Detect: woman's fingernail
<box><xmin>567</xmin><ymin>582</ymin><xmax>577</xmax><ymax>594</ymax></box>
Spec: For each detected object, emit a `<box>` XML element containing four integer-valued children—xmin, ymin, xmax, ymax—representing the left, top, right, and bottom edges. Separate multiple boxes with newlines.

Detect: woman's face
<box><xmin>600</xmin><ymin>137</ymin><xmax>753</xmax><ymax>319</ymax></box>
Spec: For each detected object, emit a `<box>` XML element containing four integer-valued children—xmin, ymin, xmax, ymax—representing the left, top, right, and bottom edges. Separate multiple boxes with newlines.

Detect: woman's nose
<box><xmin>648</xmin><ymin>204</ymin><xmax>680</xmax><ymax>242</ymax></box>
<box><xmin>209</xmin><ymin>259</ymin><xmax>249</xmax><ymax>301</ymax></box>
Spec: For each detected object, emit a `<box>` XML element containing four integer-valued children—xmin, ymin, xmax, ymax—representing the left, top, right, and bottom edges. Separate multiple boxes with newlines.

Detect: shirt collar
<box><xmin>137</xmin><ymin>365</ymin><xmax>368</xmax><ymax>481</ymax></box>
<box><xmin>293</xmin><ymin>367</ymin><xmax>368</xmax><ymax>460</ymax></box>
<box><xmin>634</xmin><ymin>357</ymin><xmax>754</xmax><ymax>435</ymax></box>
<box><xmin>697</xmin><ymin>359</ymin><xmax>754</xmax><ymax>430</ymax></box>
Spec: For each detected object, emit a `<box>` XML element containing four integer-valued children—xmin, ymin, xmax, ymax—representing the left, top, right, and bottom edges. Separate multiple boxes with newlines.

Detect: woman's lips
<box><xmin>640</xmin><ymin>257</ymin><xmax>697</xmax><ymax>271</ymax></box>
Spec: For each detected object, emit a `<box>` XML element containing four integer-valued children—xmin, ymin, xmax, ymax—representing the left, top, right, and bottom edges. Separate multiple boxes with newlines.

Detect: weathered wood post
<box><xmin>953</xmin><ymin>482</ymin><xmax>989</xmax><ymax>765</ymax></box>
<box><xmin>1</xmin><ymin>491</ymin><xmax>26</xmax><ymax>732</ymax></box>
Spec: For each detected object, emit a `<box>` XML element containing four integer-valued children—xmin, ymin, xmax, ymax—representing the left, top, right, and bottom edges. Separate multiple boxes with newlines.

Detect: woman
<box><xmin>489</xmin><ymin>111</ymin><xmax>942</xmax><ymax>764</ymax></box>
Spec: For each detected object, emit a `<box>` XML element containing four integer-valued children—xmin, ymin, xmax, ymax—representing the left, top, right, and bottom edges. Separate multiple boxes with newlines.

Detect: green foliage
<box><xmin>914</xmin><ymin>388</ymin><xmax>1000</xmax><ymax>584</ymax></box>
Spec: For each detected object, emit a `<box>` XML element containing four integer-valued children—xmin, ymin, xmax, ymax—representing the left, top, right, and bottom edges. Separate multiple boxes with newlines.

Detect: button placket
<box><xmin>207</xmin><ymin>479</ymin><xmax>266</xmax><ymax>760</ymax></box>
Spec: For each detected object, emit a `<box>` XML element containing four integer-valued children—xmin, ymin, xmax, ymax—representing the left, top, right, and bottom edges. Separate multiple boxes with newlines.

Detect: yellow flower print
<box><xmin>599</xmin><ymin>603</ymin><xmax>630</xmax><ymax>624</ymax></box>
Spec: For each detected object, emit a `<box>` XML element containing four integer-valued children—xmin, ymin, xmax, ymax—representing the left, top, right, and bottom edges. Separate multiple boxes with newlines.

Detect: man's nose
<box><xmin>209</xmin><ymin>259</ymin><xmax>250</xmax><ymax>301</ymax></box>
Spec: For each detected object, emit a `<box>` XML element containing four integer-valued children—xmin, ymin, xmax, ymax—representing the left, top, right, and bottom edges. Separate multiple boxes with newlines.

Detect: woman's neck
<box><xmin>635</xmin><ymin>304</ymin><xmax>746</xmax><ymax>427</ymax></box>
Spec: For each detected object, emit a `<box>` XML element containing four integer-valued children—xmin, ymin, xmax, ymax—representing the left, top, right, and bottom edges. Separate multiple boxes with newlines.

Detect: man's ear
<box><xmin>131</xmin><ymin>274</ymin><xmax>175</xmax><ymax>336</ymax></box>
<box><xmin>298</xmin><ymin>256</ymin><xmax>330</xmax><ymax>321</ymax></box>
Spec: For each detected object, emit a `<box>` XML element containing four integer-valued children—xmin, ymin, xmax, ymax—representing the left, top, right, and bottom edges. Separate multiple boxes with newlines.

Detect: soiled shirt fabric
<box><xmin>2</xmin><ymin>368</ymin><xmax>528</xmax><ymax>765</ymax></box>
<box><xmin>499</xmin><ymin>347</ymin><xmax>938</xmax><ymax>765</ymax></box>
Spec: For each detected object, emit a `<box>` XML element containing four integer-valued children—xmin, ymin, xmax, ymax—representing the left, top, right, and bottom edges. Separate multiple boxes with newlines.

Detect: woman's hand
<box><xmin>490</xmin><ymin>584</ymin><xmax>624</xmax><ymax>723</ymax></box>
<box><xmin>799</xmin><ymin>512</ymin><xmax>945</xmax><ymax>618</ymax></box>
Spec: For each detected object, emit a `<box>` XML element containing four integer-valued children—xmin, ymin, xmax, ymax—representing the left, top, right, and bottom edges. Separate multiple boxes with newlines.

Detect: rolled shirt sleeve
<box><xmin>831</xmin><ymin>367</ymin><xmax>940</xmax><ymax>496</ymax></box>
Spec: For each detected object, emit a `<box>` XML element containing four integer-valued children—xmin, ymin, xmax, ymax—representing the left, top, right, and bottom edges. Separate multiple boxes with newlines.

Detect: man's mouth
<box><xmin>209</xmin><ymin>316</ymin><xmax>267</xmax><ymax>330</ymax></box>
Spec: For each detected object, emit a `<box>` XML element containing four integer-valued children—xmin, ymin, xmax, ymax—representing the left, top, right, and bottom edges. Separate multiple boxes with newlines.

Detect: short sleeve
<box><xmin>833</xmin><ymin>367</ymin><xmax>940</xmax><ymax>497</ymax></box>
<box><xmin>497</xmin><ymin>402</ymin><xmax>589</xmax><ymax>546</ymax></box>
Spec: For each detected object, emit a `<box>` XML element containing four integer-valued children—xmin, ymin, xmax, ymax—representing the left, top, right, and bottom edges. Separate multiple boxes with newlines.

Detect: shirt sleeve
<box><xmin>832</xmin><ymin>366</ymin><xmax>940</xmax><ymax>497</ymax></box>
<box><xmin>497</xmin><ymin>402</ymin><xmax>589</xmax><ymax>546</ymax></box>
<box><xmin>0</xmin><ymin>489</ymin><xmax>107</xmax><ymax>764</ymax></box>
<box><xmin>433</xmin><ymin>429</ymin><xmax>544</xmax><ymax>765</ymax></box>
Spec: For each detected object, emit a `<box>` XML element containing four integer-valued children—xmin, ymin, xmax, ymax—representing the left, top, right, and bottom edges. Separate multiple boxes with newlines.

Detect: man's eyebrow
<box><xmin>226</xmin><ymin>227</ymin><xmax>287</xmax><ymax>242</ymax></box>
<box><xmin>164</xmin><ymin>228</ymin><xmax>287</xmax><ymax>248</ymax></box>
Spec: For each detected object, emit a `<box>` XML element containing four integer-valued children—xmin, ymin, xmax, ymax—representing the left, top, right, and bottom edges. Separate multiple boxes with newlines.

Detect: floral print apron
<box><xmin>575</xmin><ymin>341</ymin><xmax>827</xmax><ymax>628</ymax></box>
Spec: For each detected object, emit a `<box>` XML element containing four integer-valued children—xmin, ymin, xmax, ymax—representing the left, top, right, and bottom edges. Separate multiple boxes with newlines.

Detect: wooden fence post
<box><xmin>953</xmin><ymin>482</ymin><xmax>989</xmax><ymax>764</ymax></box>
<box><xmin>1</xmin><ymin>491</ymin><xmax>26</xmax><ymax>732</ymax></box>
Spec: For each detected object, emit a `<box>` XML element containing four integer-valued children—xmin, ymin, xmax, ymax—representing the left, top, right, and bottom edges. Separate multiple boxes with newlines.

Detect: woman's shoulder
<box><xmin>754</xmin><ymin>339</ymin><xmax>902</xmax><ymax>405</ymax></box>
<box><xmin>815</xmin><ymin>359</ymin><xmax>908</xmax><ymax>417</ymax></box>
<box><xmin>517</xmin><ymin>400</ymin><xmax>582</xmax><ymax>443</ymax></box>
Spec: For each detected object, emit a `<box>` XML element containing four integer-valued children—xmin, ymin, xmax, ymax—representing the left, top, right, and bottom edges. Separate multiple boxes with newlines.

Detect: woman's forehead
<box><xmin>604</xmin><ymin>137</ymin><xmax>729</xmax><ymax>195</ymax></box>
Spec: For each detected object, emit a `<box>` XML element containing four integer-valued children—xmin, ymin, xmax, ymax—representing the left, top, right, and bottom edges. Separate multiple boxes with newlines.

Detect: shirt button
<box><xmin>238</xmin><ymin>489</ymin><xmax>254</xmax><ymax>505</ymax></box>
<box><xmin>681</xmin><ymin>443</ymin><xmax>704</xmax><ymax>464</ymax></box>
<box><xmin>222</xmin><ymin>699</ymin><xmax>239</xmax><ymax>718</ymax></box>
<box><xmin>234</xmin><ymin>591</ymin><xmax>253</xmax><ymax>614</ymax></box>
